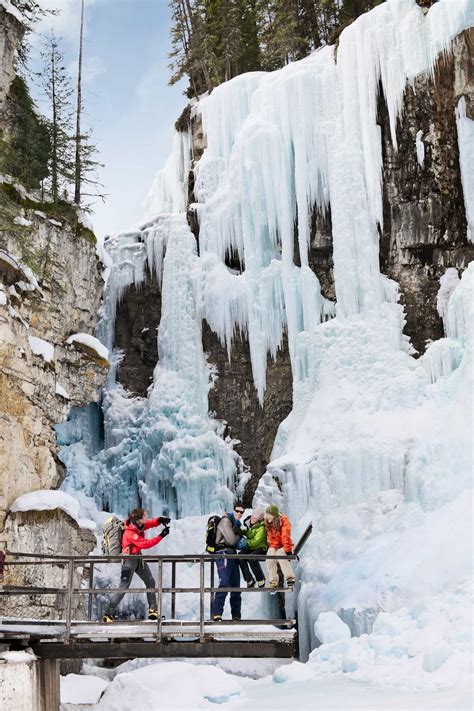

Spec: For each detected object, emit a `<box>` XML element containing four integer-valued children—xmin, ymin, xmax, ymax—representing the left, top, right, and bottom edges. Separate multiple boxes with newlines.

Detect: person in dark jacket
<box><xmin>103</xmin><ymin>508</ymin><xmax>170</xmax><ymax>622</ymax></box>
<box><xmin>210</xmin><ymin>505</ymin><xmax>244</xmax><ymax>622</ymax></box>
<box><xmin>238</xmin><ymin>509</ymin><xmax>267</xmax><ymax>587</ymax></box>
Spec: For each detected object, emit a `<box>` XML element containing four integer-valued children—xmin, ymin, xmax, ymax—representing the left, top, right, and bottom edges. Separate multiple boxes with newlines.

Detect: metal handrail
<box><xmin>0</xmin><ymin>551</ymin><xmax>298</xmax><ymax>643</ymax></box>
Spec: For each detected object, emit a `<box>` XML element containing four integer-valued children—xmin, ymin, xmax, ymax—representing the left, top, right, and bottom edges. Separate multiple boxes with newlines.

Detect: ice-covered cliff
<box><xmin>58</xmin><ymin>0</ymin><xmax>473</xmax><ymax>688</ymax></box>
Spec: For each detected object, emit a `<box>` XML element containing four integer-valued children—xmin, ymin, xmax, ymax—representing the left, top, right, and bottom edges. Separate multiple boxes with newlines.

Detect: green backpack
<box><xmin>102</xmin><ymin>516</ymin><xmax>124</xmax><ymax>555</ymax></box>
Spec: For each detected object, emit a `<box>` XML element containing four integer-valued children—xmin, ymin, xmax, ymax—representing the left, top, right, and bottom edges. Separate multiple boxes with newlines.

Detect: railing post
<box><xmin>171</xmin><ymin>560</ymin><xmax>176</xmax><ymax>619</ymax></box>
<box><xmin>156</xmin><ymin>558</ymin><xmax>162</xmax><ymax>643</ymax></box>
<box><xmin>199</xmin><ymin>557</ymin><xmax>205</xmax><ymax>643</ymax></box>
<box><xmin>87</xmin><ymin>562</ymin><xmax>94</xmax><ymax>621</ymax></box>
<box><xmin>210</xmin><ymin>558</ymin><xmax>215</xmax><ymax>618</ymax></box>
<box><xmin>64</xmin><ymin>560</ymin><xmax>74</xmax><ymax>644</ymax></box>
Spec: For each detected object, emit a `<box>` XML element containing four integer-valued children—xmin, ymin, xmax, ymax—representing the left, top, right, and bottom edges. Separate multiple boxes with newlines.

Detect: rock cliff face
<box><xmin>0</xmin><ymin>4</ymin><xmax>22</xmax><ymax>111</ymax></box>
<box><xmin>114</xmin><ymin>29</ymin><xmax>473</xmax><ymax>499</ymax></box>
<box><xmin>3</xmin><ymin>509</ymin><xmax>95</xmax><ymax>619</ymax></box>
<box><xmin>379</xmin><ymin>28</ymin><xmax>474</xmax><ymax>355</ymax></box>
<box><xmin>0</xmin><ymin>4</ymin><xmax>106</xmax><ymax>554</ymax></box>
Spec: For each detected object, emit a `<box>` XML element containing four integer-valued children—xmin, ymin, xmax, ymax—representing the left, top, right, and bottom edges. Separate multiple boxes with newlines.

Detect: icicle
<box><xmin>456</xmin><ymin>97</ymin><xmax>474</xmax><ymax>243</ymax></box>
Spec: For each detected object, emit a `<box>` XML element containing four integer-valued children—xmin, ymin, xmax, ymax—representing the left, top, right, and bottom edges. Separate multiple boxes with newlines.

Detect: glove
<box><xmin>160</xmin><ymin>526</ymin><xmax>170</xmax><ymax>538</ymax></box>
<box><xmin>159</xmin><ymin>516</ymin><xmax>171</xmax><ymax>525</ymax></box>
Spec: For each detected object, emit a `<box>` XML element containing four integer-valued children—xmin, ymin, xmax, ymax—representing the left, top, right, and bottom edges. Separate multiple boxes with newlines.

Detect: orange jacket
<box><xmin>266</xmin><ymin>514</ymin><xmax>294</xmax><ymax>552</ymax></box>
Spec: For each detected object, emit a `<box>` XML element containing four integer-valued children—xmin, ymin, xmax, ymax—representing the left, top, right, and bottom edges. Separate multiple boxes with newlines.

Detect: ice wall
<box><xmin>192</xmin><ymin>0</ymin><xmax>473</xmax><ymax>401</ymax></box>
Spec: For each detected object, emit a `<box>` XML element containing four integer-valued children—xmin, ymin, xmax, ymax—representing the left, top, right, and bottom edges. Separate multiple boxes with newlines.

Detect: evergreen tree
<box><xmin>168</xmin><ymin>0</ymin><xmax>384</xmax><ymax>95</ymax></box>
<box><xmin>40</xmin><ymin>33</ymin><xmax>74</xmax><ymax>202</ymax></box>
<box><xmin>0</xmin><ymin>76</ymin><xmax>50</xmax><ymax>190</ymax></box>
<box><xmin>71</xmin><ymin>0</ymin><xmax>105</xmax><ymax>209</ymax></box>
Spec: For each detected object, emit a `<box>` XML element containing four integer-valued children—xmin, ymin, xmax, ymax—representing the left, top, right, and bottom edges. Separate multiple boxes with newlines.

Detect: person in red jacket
<box><xmin>103</xmin><ymin>508</ymin><xmax>170</xmax><ymax>622</ymax></box>
<box><xmin>264</xmin><ymin>505</ymin><xmax>296</xmax><ymax>589</ymax></box>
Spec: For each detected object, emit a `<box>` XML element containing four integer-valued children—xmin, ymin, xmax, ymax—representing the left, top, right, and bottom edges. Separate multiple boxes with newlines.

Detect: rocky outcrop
<box><xmin>379</xmin><ymin>28</ymin><xmax>474</xmax><ymax>354</ymax></box>
<box><xmin>0</xmin><ymin>4</ymin><xmax>22</xmax><ymax>111</ymax></box>
<box><xmin>115</xmin><ymin>275</ymin><xmax>161</xmax><ymax>397</ymax></box>
<box><xmin>203</xmin><ymin>324</ymin><xmax>292</xmax><ymax>499</ymax></box>
<box><xmin>0</xmin><ymin>192</ymin><xmax>106</xmax><ymax>535</ymax></box>
<box><xmin>2</xmin><ymin>509</ymin><xmax>95</xmax><ymax>620</ymax></box>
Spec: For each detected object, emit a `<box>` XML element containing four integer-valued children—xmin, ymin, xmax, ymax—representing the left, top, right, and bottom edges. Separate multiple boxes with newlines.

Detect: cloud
<box><xmin>35</xmin><ymin>0</ymin><xmax>99</xmax><ymax>45</ymax></box>
<box><xmin>136</xmin><ymin>62</ymin><xmax>176</xmax><ymax>111</ymax></box>
<box><xmin>66</xmin><ymin>54</ymin><xmax>106</xmax><ymax>85</ymax></box>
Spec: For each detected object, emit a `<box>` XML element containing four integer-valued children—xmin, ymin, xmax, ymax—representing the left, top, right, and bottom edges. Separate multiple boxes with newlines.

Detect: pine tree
<box><xmin>0</xmin><ymin>76</ymin><xmax>50</xmax><ymax>190</ymax></box>
<box><xmin>40</xmin><ymin>33</ymin><xmax>74</xmax><ymax>202</ymax></box>
<box><xmin>71</xmin><ymin>0</ymin><xmax>105</xmax><ymax>209</ymax></box>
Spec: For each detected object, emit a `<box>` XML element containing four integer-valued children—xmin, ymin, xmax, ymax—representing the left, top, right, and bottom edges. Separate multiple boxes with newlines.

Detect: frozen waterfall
<box><xmin>56</xmin><ymin>0</ymin><xmax>472</xmax><ymax>677</ymax></box>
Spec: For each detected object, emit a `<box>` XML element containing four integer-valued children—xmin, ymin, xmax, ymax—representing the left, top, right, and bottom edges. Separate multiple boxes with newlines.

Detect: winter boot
<box><xmin>102</xmin><ymin>613</ymin><xmax>115</xmax><ymax>623</ymax></box>
<box><xmin>148</xmin><ymin>608</ymin><xmax>159</xmax><ymax>620</ymax></box>
<box><xmin>232</xmin><ymin>616</ymin><xmax>241</xmax><ymax>621</ymax></box>
<box><xmin>212</xmin><ymin>614</ymin><xmax>223</xmax><ymax>622</ymax></box>
<box><xmin>246</xmin><ymin>578</ymin><xmax>256</xmax><ymax>588</ymax></box>
<box><xmin>257</xmin><ymin>579</ymin><xmax>266</xmax><ymax>587</ymax></box>
<box><xmin>286</xmin><ymin>576</ymin><xmax>296</xmax><ymax>588</ymax></box>
<box><xmin>269</xmin><ymin>580</ymin><xmax>278</xmax><ymax>589</ymax></box>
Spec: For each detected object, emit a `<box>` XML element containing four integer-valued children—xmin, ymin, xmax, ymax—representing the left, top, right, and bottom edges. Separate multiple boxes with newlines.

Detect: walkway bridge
<box><xmin>0</xmin><ymin>551</ymin><xmax>299</xmax><ymax>660</ymax></box>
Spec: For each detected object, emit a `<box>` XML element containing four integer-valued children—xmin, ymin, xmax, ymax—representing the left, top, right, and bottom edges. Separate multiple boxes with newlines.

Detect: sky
<box><xmin>32</xmin><ymin>0</ymin><xmax>187</xmax><ymax>240</ymax></box>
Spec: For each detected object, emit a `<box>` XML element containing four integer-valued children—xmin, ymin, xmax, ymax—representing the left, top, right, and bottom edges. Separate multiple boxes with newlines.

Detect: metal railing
<box><xmin>0</xmin><ymin>551</ymin><xmax>297</xmax><ymax>645</ymax></box>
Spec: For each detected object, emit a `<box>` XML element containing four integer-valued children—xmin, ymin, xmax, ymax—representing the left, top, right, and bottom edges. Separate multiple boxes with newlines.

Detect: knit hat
<box><xmin>266</xmin><ymin>504</ymin><xmax>279</xmax><ymax>517</ymax></box>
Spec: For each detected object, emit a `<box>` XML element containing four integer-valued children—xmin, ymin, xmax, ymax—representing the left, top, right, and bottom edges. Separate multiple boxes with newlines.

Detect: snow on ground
<box><xmin>61</xmin><ymin>674</ymin><xmax>109</xmax><ymax>705</ymax></box>
<box><xmin>60</xmin><ymin>661</ymin><xmax>472</xmax><ymax>710</ymax></box>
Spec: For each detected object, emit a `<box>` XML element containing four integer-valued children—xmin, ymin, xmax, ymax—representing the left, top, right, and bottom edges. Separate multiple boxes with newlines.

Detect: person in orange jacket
<box><xmin>264</xmin><ymin>505</ymin><xmax>296</xmax><ymax>589</ymax></box>
<box><xmin>103</xmin><ymin>508</ymin><xmax>170</xmax><ymax>622</ymax></box>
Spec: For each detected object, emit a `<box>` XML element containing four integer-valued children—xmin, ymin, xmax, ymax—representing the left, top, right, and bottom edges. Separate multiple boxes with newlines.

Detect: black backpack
<box><xmin>205</xmin><ymin>515</ymin><xmax>222</xmax><ymax>553</ymax></box>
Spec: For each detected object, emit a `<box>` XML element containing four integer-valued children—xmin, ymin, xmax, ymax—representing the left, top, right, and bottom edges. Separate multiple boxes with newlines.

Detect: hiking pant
<box><xmin>238</xmin><ymin>548</ymin><xmax>266</xmax><ymax>584</ymax></box>
<box><xmin>105</xmin><ymin>558</ymin><xmax>157</xmax><ymax>614</ymax></box>
<box><xmin>267</xmin><ymin>547</ymin><xmax>294</xmax><ymax>585</ymax></box>
<box><xmin>211</xmin><ymin>551</ymin><xmax>241</xmax><ymax>619</ymax></box>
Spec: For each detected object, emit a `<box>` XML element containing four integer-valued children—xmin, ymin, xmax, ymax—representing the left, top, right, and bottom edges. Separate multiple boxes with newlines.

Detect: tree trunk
<box><xmin>74</xmin><ymin>0</ymin><xmax>85</xmax><ymax>206</ymax></box>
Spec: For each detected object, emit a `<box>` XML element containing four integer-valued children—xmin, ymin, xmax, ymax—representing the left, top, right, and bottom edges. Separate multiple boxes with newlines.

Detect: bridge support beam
<box><xmin>0</xmin><ymin>656</ymin><xmax>59</xmax><ymax>711</ymax></box>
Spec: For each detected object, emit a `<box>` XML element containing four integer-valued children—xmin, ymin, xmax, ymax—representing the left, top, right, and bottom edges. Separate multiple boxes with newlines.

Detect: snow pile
<box><xmin>13</xmin><ymin>215</ymin><xmax>32</xmax><ymax>227</ymax></box>
<box><xmin>66</xmin><ymin>333</ymin><xmax>109</xmax><ymax>361</ymax></box>
<box><xmin>0</xmin><ymin>650</ymin><xmax>36</xmax><ymax>663</ymax></box>
<box><xmin>315</xmin><ymin>612</ymin><xmax>351</xmax><ymax>645</ymax></box>
<box><xmin>0</xmin><ymin>0</ymin><xmax>23</xmax><ymax>24</ymax></box>
<box><xmin>61</xmin><ymin>674</ymin><xmax>109</xmax><ymax>705</ymax></box>
<box><xmin>28</xmin><ymin>335</ymin><xmax>54</xmax><ymax>363</ymax></box>
<box><xmin>93</xmin><ymin>661</ymin><xmax>241</xmax><ymax>710</ymax></box>
<box><xmin>274</xmin><ymin>578</ymin><xmax>472</xmax><ymax>691</ymax></box>
<box><xmin>55</xmin><ymin>382</ymin><xmax>70</xmax><ymax>399</ymax></box>
<box><xmin>10</xmin><ymin>490</ymin><xmax>96</xmax><ymax>530</ymax></box>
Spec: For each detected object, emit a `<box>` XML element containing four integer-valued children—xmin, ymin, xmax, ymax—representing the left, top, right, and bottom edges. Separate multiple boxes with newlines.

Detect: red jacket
<box><xmin>122</xmin><ymin>518</ymin><xmax>164</xmax><ymax>555</ymax></box>
<box><xmin>266</xmin><ymin>514</ymin><xmax>294</xmax><ymax>553</ymax></box>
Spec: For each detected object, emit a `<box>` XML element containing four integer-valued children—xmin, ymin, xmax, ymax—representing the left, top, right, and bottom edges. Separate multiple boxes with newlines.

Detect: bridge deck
<box><xmin>0</xmin><ymin>619</ymin><xmax>296</xmax><ymax>659</ymax></box>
